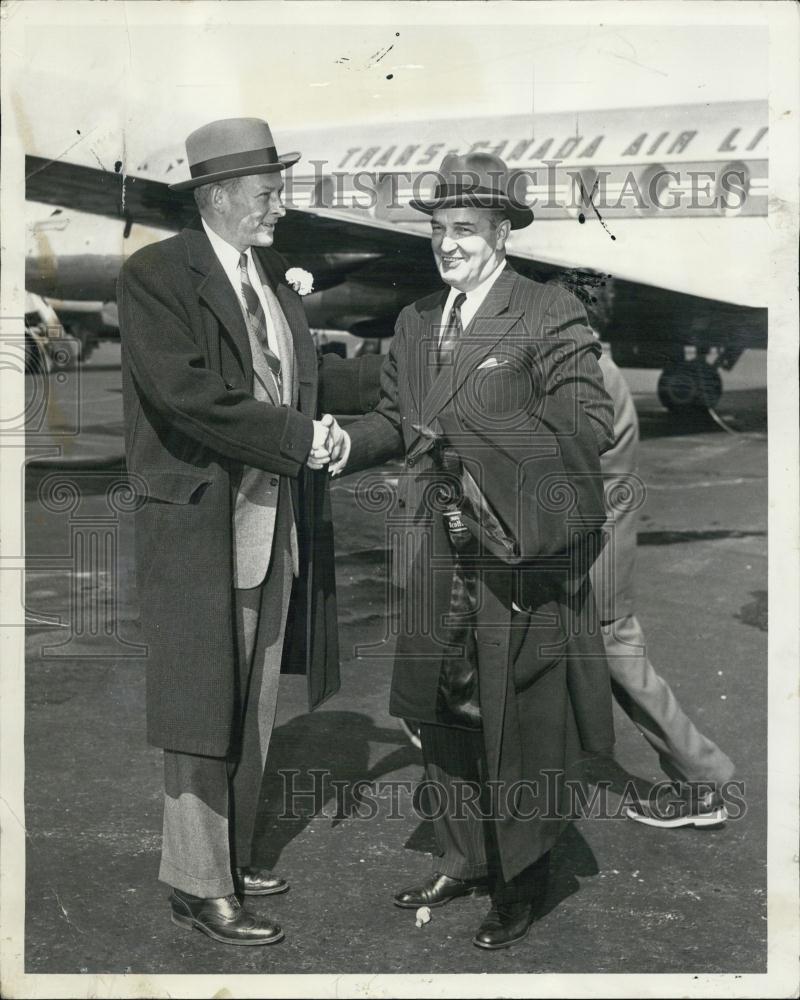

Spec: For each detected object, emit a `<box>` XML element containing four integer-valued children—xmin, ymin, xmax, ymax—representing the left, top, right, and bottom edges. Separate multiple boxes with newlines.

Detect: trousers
<box><xmin>603</xmin><ymin>614</ymin><xmax>735</xmax><ymax>784</ymax></box>
<box><xmin>158</xmin><ymin>485</ymin><xmax>293</xmax><ymax>898</ymax></box>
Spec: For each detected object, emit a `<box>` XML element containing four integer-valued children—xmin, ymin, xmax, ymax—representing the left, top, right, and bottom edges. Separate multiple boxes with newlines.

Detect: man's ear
<box><xmin>497</xmin><ymin>218</ymin><xmax>512</xmax><ymax>250</ymax></box>
<box><xmin>211</xmin><ymin>183</ymin><xmax>227</xmax><ymax>211</ymax></box>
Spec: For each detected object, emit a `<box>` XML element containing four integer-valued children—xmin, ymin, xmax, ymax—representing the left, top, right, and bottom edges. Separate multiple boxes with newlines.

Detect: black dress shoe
<box><xmin>170</xmin><ymin>889</ymin><xmax>284</xmax><ymax>946</ymax></box>
<box><xmin>394</xmin><ymin>872</ymin><xmax>486</xmax><ymax>909</ymax></box>
<box><xmin>472</xmin><ymin>900</ymin><xmax>534</xmax><ymax>950</ymax></box>
<box><xmin>234</xmin><ymin>867</ymin><xmax>290</xmax><ymax>896</ymax></box>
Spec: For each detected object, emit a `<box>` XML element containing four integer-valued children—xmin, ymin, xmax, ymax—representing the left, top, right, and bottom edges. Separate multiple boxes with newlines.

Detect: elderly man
<box><xmin>117</xmin><ymin>117</ymin><xmax>377</xmax><ymax>946</ymax></box>
<box><xmin>326</xmin><ymin>153</ymin><xmax>616</xmax><ymax>949</ymax></box>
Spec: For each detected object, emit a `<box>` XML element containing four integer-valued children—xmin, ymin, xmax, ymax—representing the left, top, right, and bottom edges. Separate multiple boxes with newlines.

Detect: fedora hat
<box><xmin>168</xmin><ymin>117</ymin><xmax>301</xmax><ymax>192</ymax></box>
<box><xmin>409</xmin><ymin>152</ymin><xmax>533</xmax><ymax>229</ymax></box>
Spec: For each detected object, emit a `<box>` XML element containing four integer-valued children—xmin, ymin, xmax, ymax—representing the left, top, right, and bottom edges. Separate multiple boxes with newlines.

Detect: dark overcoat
<box><xmin>346</xmin><ymin>265</ymin><xmax>617</xmax><ymax>880</ymax></box>
<box><xmin>117</xmin><ymin>224</ymin><xmax>381</xmax><ymax>756</ymax></box>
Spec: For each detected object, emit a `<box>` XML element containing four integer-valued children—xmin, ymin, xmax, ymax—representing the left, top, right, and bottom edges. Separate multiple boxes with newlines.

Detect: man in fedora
<box><xmin>117</xmin><ymin>117</ymin><xmax>380</xmax><ymax>946</ymax></box>
<box><xmin>326</xmin><ymin>153</ymin><xmax>616</xmax><ymax>948</ymax></box>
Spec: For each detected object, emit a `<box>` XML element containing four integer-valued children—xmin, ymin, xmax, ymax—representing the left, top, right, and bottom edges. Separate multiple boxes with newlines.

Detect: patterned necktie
<box><xmin>437</xmin><ymin>292</ymin><xmax>467</xmax><ymax>372</ymax></box>
<box><xmin>238</xmin><ymin>251</ymin><xmax>282</xmax><ymax>392</ymax></box>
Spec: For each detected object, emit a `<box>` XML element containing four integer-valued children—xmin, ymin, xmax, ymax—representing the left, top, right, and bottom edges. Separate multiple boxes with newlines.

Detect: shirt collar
<box><xmin>202</xmin><ymin>218</ymin><xmax>249</xmax><ymax>274</ymax></box>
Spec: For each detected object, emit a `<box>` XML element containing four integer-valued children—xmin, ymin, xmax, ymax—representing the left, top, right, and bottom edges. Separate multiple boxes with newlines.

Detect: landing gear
<box><xmin>657</xmin><ymin>360</ymin><xmax>723</xmax><ymax>412</ymax></box>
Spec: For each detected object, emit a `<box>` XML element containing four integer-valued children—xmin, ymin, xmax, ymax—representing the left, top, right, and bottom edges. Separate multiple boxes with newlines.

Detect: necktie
<box><xmin>437</xmin><ymin>292</ymin><xmax>467</xmax><ymax>372</ymax></box>
<box><xmin>238</xmin><ymin>251</ymin><xmax>282</xmax><ymax>392</ymax></box>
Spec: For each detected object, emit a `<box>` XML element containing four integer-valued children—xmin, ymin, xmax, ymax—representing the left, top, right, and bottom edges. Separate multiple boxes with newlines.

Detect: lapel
<box><xmin>411</xmin><ymin>265</ymin><xmax>524</xmax><ymax>449</ymax></box>
<box><xmin>254</xmin><ymin>247</ymin><xmax>318</xmax><ymax>415</ymax></box>
<box><xmin>408</xmin><ymin>291</ymin><xmax>447</xmax><ymax>414</ymax></box>
<box><xmin>181</xmin><ymin>226</ymin><xmax>253</xmax><ymax>374</ymax></box>
<box><xmin>251</xmin><ymin>254</ymin><xmax>294</xmax><ymax>406</ymax></box>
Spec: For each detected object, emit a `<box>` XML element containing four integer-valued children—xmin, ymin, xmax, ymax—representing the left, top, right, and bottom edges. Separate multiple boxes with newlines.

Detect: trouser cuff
<box><xmin>159</xmin><ymin>858</ymin><xmax>234</xmax><ymax>899</ymax></box>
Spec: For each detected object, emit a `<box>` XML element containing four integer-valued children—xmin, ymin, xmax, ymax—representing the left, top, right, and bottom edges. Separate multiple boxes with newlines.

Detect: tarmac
<box><xmin>21</xmin><ymin>345</ymin><xmax>767</xmax><ymax>976</ymax></box>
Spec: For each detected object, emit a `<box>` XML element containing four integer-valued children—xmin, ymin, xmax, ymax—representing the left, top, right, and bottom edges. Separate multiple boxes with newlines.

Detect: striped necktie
<box><xmin>238</xmin><ymin>251</ymin><xmax>282</xmax><ymax>391</ymax></box>
<box><xmin>437</xmin><ymin>291</ymin><xmax>467</xmax><ymax>372</ymax></box>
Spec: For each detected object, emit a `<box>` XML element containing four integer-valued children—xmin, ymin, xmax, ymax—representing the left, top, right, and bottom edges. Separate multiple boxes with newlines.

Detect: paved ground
<box><xmin>22</xmin><ymin>347</ymin><xmax>767</xmax><ymax>975</ymax></box>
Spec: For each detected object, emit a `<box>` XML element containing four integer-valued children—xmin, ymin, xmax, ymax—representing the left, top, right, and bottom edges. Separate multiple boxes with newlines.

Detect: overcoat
<box><xmin>347</xmin><ymin>265</ymin><xmax>617</xmax><ymax>880</ymax></box>
<box><xmin>117</xmin><ymin>223</ymin><xmax>381</xmax><ymax>756</ymax></box>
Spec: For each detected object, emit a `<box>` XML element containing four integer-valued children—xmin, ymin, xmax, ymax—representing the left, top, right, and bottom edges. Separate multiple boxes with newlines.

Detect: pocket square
<box><xmin>476</xmin><ymin>357</ymin><xmax>507</xmax><ymax>370</ymax></box>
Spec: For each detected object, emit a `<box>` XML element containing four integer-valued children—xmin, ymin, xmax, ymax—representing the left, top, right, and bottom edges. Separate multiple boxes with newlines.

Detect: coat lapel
<box><xmin>410</xmin><ymin>266</ymin><xmax>523</xmax><ymax>451</ymax></box>
<box><xmin>182</xmin><ymin>227</ymin><xmax>253</xmax><ymax>374</ymax></box>
<box><xmin>255</xmin><ymin>247</ymin><xmax>318</xmax><ymax>417</ymax></box>
<box><xmin>410</xmin><ymin>291</ymin><xmax>447</xmax><ymax>414</ymax></box>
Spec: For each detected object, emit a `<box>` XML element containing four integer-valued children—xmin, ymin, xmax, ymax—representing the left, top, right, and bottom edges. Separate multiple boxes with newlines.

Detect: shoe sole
<box><xmin>242</xmin><ymin>883</ymin><xmax>290</xmax><ymax>897</ymax></box>
<box><xmin>625</xmin><ymin>807</ymin><xmax>728</xmax><ymax>829</ymax></box>
<box><xmin>393</xmin><ymin>885</ymin><xmax>486</xmax><ymax>909</ymax></box>
<box><xmin>171</xmin><ymin>911</ymin><xmax>285</xmax><ymax>946</ymax></box>
<box><xmin>472</xmin><ymin>923</ymin><xmax>532</xmax><ymax>950</ymax></box>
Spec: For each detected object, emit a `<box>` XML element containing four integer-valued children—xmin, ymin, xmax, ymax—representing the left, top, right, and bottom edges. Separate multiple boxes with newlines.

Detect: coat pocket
<box><xmin>137</xmin><ymin>470</ymin><xmax>213</xmax><ymax>505</ymax></box>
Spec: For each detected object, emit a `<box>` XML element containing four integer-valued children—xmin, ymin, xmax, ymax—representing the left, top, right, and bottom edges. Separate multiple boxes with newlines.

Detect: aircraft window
<box><xmin>716</xmin><ymin>161</ymin><xmax>750</xmax><ymax>217</ymax></box>
<box><xmin>568</xmin><ymin>168</ymin><xmax>598</xmax><ymax>219</ymax></box>
<box><xmin>636</xmin><ymin>164</ymin><xmax>679</xmax><ymax>215</ymax></box>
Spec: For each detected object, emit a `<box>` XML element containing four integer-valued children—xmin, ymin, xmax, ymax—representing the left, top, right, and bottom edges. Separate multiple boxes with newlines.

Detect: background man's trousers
<box><xmin>158</xmin><ymin>492</ymin><xmax>293</xmax><ymax>899</ymax></box>
<box><xmin>602</xmin><ymin>613</ymin><xmax>734</xmax><ymax>784</ymax></box>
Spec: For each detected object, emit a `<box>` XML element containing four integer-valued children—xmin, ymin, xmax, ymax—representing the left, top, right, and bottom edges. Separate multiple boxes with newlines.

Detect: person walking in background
<box><xmin>551</xmin><ymin>270</ymin><xmax>735</xmax><ymax>829</ymax></box>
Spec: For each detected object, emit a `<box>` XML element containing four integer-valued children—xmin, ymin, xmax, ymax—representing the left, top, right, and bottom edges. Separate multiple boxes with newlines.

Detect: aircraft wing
<box><xmin>26</xmin><ymin>154</ymin><xmax>434</xmax><ymax>266</ymax></box>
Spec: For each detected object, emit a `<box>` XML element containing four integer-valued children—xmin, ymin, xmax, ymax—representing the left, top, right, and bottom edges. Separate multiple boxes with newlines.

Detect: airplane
<box><xmin>25</xmin><ymin>99</ymin><xmax>768</xmax><ymax>411</ymax></box>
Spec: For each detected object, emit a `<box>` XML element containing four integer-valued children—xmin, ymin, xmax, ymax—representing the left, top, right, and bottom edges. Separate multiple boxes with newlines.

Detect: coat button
<box><xmin>407</xmin><ymin>457</ymin><xmax>415</xmax><ymax>468</ymax></box>
<box><xmin>270</xmin><ymin>477</ymin><xmax>279</xmax><ymax>486</ymax></box>
<box><xmin>554</xmin><ymin>372</ymin><xmax>564</xmax><ymax>383</ymax></box>
<box><xmin>553</xmin><ymin>350</ymin><xmax>565</xmax><ymax>364</ymax></box>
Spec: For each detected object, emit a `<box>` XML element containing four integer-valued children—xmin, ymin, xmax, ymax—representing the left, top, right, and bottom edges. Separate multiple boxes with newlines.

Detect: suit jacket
<box><xmin>232</xmin><ymin>252</ymin><xmax>300</xmax><ymax>587</ymax></box>
<box><xmin>117</xmin><ymin>222</ymin><xmax>380</xmax><ymax>755</ymax></box>
<box><xmin>346</xmin><ymin>264</ymin><xmax>616</xmax><ymax>880</ymax></box>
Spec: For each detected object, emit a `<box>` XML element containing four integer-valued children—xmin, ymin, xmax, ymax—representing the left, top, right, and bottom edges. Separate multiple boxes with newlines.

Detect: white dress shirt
<box><xmin>202</xmin><ymin>219</ymin><xmax>281</xmax><ymax>359</ymax></box>
<box><xmin>440</xmin><ymin>258</ymin><xmax>507</xmax><ymax>340</ymax></box>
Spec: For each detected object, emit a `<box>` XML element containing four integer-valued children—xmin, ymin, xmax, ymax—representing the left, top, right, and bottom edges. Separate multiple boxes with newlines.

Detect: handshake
<box><xmin>308</xmin><ymin>414</ymin><xmax>351</xmax><ymax>476</ymax></box>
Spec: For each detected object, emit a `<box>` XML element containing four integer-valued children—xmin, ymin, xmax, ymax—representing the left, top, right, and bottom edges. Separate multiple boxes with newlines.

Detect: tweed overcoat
<box><xmin>117</xmin><ymin>223</ymin><xmax>382</xmax><ymax>756</ymax></box>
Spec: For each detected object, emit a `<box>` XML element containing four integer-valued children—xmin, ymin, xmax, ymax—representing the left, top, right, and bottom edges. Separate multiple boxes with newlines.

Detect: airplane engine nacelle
<box><xmin>302</xmin><ymin>278</ymin><xmax>412</xmax><ymax>337</ymax></box>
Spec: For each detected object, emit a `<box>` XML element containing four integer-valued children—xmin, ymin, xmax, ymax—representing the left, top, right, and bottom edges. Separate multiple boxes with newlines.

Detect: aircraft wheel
<box><xmin>657</xmin><ymin>361</ymin><xmax>722</xmax><ymax>412</ymax></box>
<box><xmin>48</xmin><ymin>336</ymin><xmax>82</xmax><ymax>372</ymax></box>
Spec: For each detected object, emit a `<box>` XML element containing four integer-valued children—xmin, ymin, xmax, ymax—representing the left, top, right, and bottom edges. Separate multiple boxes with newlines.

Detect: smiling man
<box><xmin>116</xmin><ymin>117</ymin><xmax>371</xmax><ymax>946</ymax></box>
<box><xmin>328</xmin><ymin>153</ymin><xmax>616</xmax><ymax>949</ymax></box>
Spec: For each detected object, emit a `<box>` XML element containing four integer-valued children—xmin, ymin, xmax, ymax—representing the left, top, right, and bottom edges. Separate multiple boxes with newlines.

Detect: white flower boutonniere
<box><xmin>285</xmin><ymin>268</ymin><xmax>314</xmax><ymax>296</ymax></box>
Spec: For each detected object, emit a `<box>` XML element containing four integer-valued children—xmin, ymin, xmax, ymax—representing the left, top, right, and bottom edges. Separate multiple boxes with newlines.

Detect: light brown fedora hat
<box><xmin>409</xmin><ymin>151</ymin><xmax>533</xmax><ymax>229</ymax></box>
<box><xmin>169</xmin><ymin>117</ymin><xmax>301</xmax><ymax>192</ymax></box>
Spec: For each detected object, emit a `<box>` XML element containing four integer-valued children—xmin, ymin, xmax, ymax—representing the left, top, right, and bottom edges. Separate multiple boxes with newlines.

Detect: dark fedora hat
<box><xmin>409</xmin><ymin>152</ymin><xmax>533</xmax><ymax>229</ymax></box>
<box><xmin>168</xmin><ymin>117</ymin><xmax>301</xmax><ymax>192</ymax></box>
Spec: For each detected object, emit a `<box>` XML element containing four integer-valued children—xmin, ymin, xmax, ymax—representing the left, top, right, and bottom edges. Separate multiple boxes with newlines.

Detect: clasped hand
<box><xmin>308</xmin><ymin>414</ymin><xmax>350</xmax><ymax>475</ymax></box>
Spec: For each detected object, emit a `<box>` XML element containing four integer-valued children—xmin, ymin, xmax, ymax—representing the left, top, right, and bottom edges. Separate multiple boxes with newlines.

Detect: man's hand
<box><xmin>307</xmin><ymin>414</ymin><xmax>351</xmax><ymax>474</ymax></box>
<box><xmin>328</xmin><ymin>418</ymin><xmax>351</xmax><ymax>477</ymax></box>
<box><xmin>308</xmin><ymin>414</ymin><xmax>335</xmax><ymax>469</ymax></box>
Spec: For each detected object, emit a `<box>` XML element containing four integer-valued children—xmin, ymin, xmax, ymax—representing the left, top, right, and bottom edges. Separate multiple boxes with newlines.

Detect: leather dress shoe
<box><xmin>234</xmin><ymin>867</ymin><xmax>289</xmax><ymax>896</ymax></box>
<box><xmin>472</xmin><ymin>900</ymin><xmax>535</xmax><ymax>950</ymax></box>
<box><xmin>394</xmin><ymin>872</ymin><xmax>486</xmax><ymax>909</ymax></box>
<box><xmin>170</xmin><ymin>889</ymin><xmax>284</xmax><ymax>946</ymax></box>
